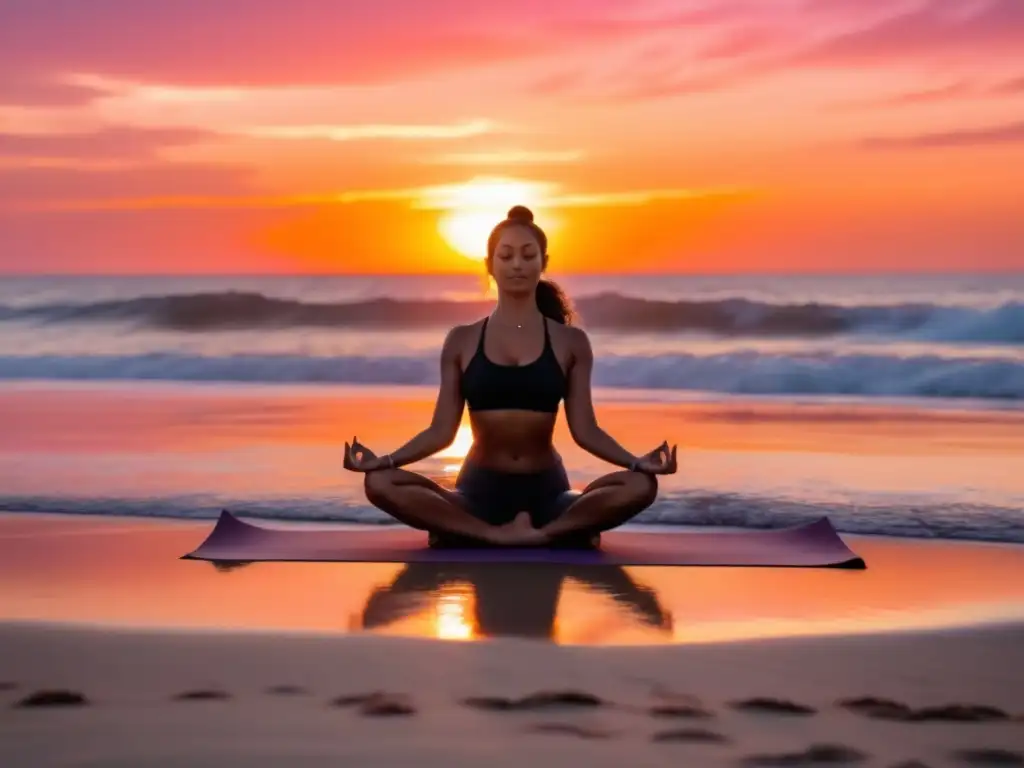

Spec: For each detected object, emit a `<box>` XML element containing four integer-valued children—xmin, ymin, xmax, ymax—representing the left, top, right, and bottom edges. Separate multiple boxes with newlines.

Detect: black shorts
<box><xmin>453</xmin><ymin>459</ymin><xmax>580</xmax><ymax>528</ymax></box>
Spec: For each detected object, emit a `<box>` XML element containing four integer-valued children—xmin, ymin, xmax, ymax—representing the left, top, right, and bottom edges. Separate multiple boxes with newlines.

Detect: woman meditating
<box><xmin>343</xmin><ymin>205</ymin><xmax>677</xmax><ymax>547</ymax></box>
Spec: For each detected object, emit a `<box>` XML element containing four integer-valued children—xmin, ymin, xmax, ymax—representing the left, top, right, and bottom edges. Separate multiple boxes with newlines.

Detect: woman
<box><xmin>343</xmin><ymin>205</ymin><xmax>677</xmax><ymax>547</ymax></box>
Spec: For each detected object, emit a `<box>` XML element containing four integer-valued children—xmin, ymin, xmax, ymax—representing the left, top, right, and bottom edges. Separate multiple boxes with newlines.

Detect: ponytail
<box><xmin>535</xmin><ymin>278</ymin><xmax>575</xmax><ymax>325</ymax></box>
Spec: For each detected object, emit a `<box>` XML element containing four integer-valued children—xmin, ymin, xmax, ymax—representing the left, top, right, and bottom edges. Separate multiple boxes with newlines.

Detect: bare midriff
<box><xmin>464</xmin><ymin>410</ymin><xmax>561</xmax><ymax>472</ymax></box>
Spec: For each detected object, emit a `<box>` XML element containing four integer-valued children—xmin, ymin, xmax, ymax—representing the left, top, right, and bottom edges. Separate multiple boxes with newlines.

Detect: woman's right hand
<box><xmin>344</xmin><ymin>436</ymin><xmax>384</xmax><ymax>473</ymax></box>
<box><xmin>632</xmin><ymin>441</ymin><xmax>678</xmax><ymax>475</ymax></box>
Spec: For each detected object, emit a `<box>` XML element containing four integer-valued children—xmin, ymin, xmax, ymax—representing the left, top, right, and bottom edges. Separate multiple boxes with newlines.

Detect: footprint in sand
<box><xmin>331</xmin><ymin>692</ymin><xmax>416</xmax><ymax>716</ymax></box>
<box><xmin>462</xmin><ymin>690</ymin><xmax>605</xmax><ymax>712</ymax></box>
<box><xmin>652</xmin><ymin>727</ymin><xmax>730</xmax><ymax>744</ymax></box>
<box><xmin>839</xmin><ymin>697</ymin><xmax>1010</xmax><ymax>723</ymax></box>
<box><xmin>14</xmin><ymin>689</ymin><xmax>90</xmax><ymax>708</ymax></box>
<box><xmin>952</xmin><ymin>749</ymin><xmax>1024</xmax><ymax>766</ymax></box>
<box><xmin>730</xmin><ymin>697</ymin><xmax>817</xmax><ymax>716</ymax></box>
<box><xmin>649</xmin><ymin>702</ymin><xmax>715</xmax><ymax>719</ymax></box>
<box><xmin>172</xmin><ymin>689</ymin><xmax>232</xmax><ymax>702</ymax></box>
<box><xmin>740</xmin><ymin>743</ymin><xmax>868</xmax><ymax>766</ymax></box>
<box><xmin>527</xmin><ymin>722</ymin><xmax>614</xmax><ymax>740</ymax></box>
<box><xmin>916</xmin><ymin>705</ymin><xmax>1010</xmax><ymax>722</ymax></box>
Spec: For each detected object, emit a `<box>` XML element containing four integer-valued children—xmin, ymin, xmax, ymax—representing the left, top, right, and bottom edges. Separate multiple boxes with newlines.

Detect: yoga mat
<box><xmin>182</xmin><ymin>510</ymin><xmax>866</xmax><ymax>568</ymax></box>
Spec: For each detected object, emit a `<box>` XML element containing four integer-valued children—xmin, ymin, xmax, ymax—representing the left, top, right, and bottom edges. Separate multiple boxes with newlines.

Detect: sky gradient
<box><xmin>1</xmin><ymin>0</ymin><xmax>1022</xmax><ymax>274</ymax></box>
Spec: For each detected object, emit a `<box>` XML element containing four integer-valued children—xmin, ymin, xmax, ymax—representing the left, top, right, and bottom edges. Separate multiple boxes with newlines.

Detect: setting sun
<box><xmin>426</xmin><ymin>177</ymin><xmax>556</xmax><ymax>261</ymax></box>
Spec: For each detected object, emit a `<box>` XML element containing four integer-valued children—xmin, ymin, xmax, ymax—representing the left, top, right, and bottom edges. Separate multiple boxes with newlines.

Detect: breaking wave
<box><xmin>2</xmin><ymin>291</ymin><xmax>1022</xmax><ymax>342</ymax></box>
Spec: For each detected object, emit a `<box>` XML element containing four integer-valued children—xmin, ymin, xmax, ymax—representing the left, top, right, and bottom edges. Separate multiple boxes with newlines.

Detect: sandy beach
<box><xmin>2</xmin><ymin>383</ymin><xmax>1024</xmax><ymax>764</ymax></box>
<box><xmin>2</xmin><ymin>618</ymin><xmax>1023</xmax><ymax>767</ymax></box>
<box><xmin>2</xmin><ymin>511</ymin><xmax>1024</xmax><ymax>766</ymax></box>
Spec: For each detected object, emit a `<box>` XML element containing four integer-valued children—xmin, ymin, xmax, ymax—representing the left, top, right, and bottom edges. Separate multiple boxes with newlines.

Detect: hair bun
<box><xmin>506</xmin><ymin>205</ymin><xmax>534</xmax><ymax>223</ymax></box>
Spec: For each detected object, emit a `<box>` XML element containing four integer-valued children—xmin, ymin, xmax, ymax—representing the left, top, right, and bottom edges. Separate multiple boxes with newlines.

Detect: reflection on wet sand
<box><xmin>356</xmin><ymin>563</ymin><xmax>673</xmax><ymax>642</ymax></box>
<box><xmin>205</xmin><ymin>557</ymin><xmax>672</xmax><ymax>643</ymax></box>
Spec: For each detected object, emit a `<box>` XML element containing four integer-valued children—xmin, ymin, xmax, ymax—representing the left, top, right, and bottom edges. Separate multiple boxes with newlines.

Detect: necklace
<box><xmin>493</xmin><ymin>314</ymin><xmax>531</xmax><ymax>330</ymax></box>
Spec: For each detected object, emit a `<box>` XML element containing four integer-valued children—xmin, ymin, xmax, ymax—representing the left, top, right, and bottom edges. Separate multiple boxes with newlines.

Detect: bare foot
<box><xmin>491</xmin><ymin>512</ymin><xmax>549</xmax><ymax>547</ymax></box>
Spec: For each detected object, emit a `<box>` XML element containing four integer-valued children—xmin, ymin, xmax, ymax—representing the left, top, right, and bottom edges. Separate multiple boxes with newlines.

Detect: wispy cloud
<box><xmin>992</xmin><ymin>74</ymin><xmax>1024</xmax><ymax>93</ymax></box>
<box><xmin>0</xmin><ymin>0</ymin><xmax>740</xmax><ymax>91</ymax></box>
<box><xmin>241</xmin><ymin>120</ymin><xmax>495</xmax><ymax>142</ymax></box>
<box><xmin>859</xmin><ymin>119</ymin><xmax>1024</xmax><ymax>149</ymax></box>
<box><xmin>549</xmin><ymin>186</ymin><xmax>755</xmax><ymax>207</ymax></box>
<box><xmin>829</xmin><ymin>72</ymin><xmax>1024</xmax><ymax>110</ymax></box>
<box><xmin>0</xmin><ymin>73</ymin><xmax>105</xmax><ymax>107</ymax></box>
<box><xmin>0</xmin><ymin>164</ymin><xmax>253</xmax><ymax>207</ymax></box>
<box><xmin>797</xmin><ymin>0</ymin><xmax>1024</xmax><ymax>65</ymax></box>
<box><xmin>427</xmin><ymin>149</ymin><xmax>585</xmax><ymax>165</ymax></box>
<box><xmin>0</xmin><ymin>127</ymin><xmax>217</xmax><ymax>161</ymax></box>
<box><xmin>9</xmin><ymin>173</ymin><xmax>748</xmax><ymax>214</ymax></box>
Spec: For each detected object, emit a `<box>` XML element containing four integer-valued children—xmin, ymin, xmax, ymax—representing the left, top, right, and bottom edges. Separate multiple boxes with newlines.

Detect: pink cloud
<box><xmin>859</xmin><ymin>119</ymin><xmax>1024</xmax><ymax>149</ymax></box>
<box><xmin>0</xmin><ymin>73</ymin><xmax>104</xmax><ymax>106</ymax></box>
<box><xmin>797</xmin><ymin>0</ymin><xmax>1024</xmax><ymax>65</ymax></box>
<box><xmin>0</xmin><ymin>127</ymin><xmax>218</xmax><ymax>161</ymax></box>
<box><xmin>0</xmin><ymin>164</ymin><xmax>253</xmax><ymax>207</ymax></box>
<box><xmin>0</xmin><ymin>0</ymin><xmax>737</xmax><ymax>90</ymax></box>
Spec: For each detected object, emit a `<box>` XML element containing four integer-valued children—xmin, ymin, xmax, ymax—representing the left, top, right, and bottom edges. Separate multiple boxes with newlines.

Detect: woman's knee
<box><xmin>363</xmin><ymin>468</ymin><xmax>398</xmax><ymax>505</ymax></box>
<box><xmin>626</xmin><ymin>471</ymin><xmax>658</xmax><ymax>507</ymax></box>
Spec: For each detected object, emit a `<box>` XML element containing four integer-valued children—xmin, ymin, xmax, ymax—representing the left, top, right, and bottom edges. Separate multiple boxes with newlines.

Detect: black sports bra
<box><xmin>461</xmin><ymin>317</ymin><xmax>567</xmax><ymax>414</ymax></box>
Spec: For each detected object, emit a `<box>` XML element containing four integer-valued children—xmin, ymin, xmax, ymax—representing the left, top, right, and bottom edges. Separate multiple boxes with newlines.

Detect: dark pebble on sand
<box><xmin>741</xmin><ymin>743</ymin><xmax>868</xmax><ymax>766</ymax></box>
<box><xmin>952</xmin><ymin>749</ymin><xmax>1024</xmax><ymax>766</ymax></box>
<box><xmin>914</xmin><ymin>704</ymin><xmax>1009</xmax><ymax>722</ymax></box>
<box><xmin>172</xmin><ymin>689</ymin><xmax>231</xmax><ymax>701</ymax></box>
<box><xmin>838</xmin><ymin>697</ymin><xmax>916</xmax><ymax>721</ymax></box>
<box><xmin>839</xmin><ymin>698</ymin><xmax>1009</xmax><ymax>723</ymax></box>
<box><xmin>331</xmin><ymin>693</ymin><xmax>376</xmax><ymax>707</ymax></box>
<box><xmin>731</xmin><ymin>697</ymin><xmax>817</xmax><ymax>716</ymax></box>
<box><xmin>649</xmin><ymin>703</ymin><xmax>714</xmax><ymax>718</ymax></box>
<box><xmin>528</xmin><ymin>722</ymin><xmax>613</xmax><ymax>739</ymax></box>
<box><xmin>652</xmin><ymin>727</ymin><xmax>730</xmax><ymax>744</ymax></box>
<box><xmin>359</xmin><ymin>692</ymin><xmax>415</xmax><ymax>717</ymax></box>
<box><xmin>15</xmin><ymin>689</ymin><xmax>89</xmax><ymax>708</ymax></box>
<box><xmin>462</xmin><ymin>690</ymin><xmax>604</xmax><ymax>711</ymax></box>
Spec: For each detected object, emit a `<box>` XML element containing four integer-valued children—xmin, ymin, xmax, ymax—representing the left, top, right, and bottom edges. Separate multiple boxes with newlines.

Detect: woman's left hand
<box><xmin>632</xmin><ymin>441</ymin><xmax>678</xmax><ymax>475</ymax></box>
<box><xmin>344</xmin><ymin>436</ymin><xmax>383</xmax><ymax>472</ymax></box>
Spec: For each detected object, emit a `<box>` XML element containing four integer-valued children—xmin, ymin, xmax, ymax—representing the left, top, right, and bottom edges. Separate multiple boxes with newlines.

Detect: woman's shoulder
<box><xmin>550</xmin><ymin>320</ymin><xmax>589</xmax><ymax>343</ymax></box>
<box><xmin>440</xmin><ymin>320</ymin><xmax>485</xmax><ymax>358</ymax></box>
<box><xmin>548</xmin><ymin>320</ymin><xmax>591</xmax><ymax>361</ymax></box>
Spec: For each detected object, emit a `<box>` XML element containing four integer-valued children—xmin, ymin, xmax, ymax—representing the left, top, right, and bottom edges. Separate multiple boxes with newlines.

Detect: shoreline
<box><xmin>5</xmin><ymin>507</ymin><xmax>1024</xmax><ymax>550</ymax></box>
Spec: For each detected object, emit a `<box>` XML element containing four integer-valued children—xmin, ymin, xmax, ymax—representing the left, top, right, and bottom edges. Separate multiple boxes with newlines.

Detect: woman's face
<box><xmin>489</xmin><ymin>225</ymin><xmax>544</xmax><ymax>295</ymax></box>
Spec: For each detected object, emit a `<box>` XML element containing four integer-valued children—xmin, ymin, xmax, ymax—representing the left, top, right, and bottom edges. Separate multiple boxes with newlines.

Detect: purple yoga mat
<box><xmin>182</xmin><ymin>510</ymin><xmax>866</xmax><ymax>568</ymax></box>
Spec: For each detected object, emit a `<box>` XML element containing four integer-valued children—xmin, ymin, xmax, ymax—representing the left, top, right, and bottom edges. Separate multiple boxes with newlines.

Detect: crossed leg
<box><xmin>540</xmin><ymin>470</ymin><xmax>659</xmax><ymax>542</ymax></box>
<box><xmin>363</xmin><ymin>466</ymin><xmax>658</xmax><ymax>547</ymax></box>
<box><xmin>363</xmin><ymin>468</ymin><xmax>504</xmax><ymax>543</ymax></box>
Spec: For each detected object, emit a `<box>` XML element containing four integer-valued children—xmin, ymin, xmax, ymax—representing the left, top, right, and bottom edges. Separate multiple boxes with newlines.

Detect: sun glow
<box><xmin>427</xmin><ymin>177</ymin><xmax>557</xmax><ymax>261</ymax></box>
<box><xmin>439</xmin><ymin>424</ymin><xmax>474</xmax><ymax>474</ymax></box>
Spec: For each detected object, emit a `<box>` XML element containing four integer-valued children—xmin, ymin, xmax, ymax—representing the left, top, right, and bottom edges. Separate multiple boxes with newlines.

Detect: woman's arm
<box><xmin>563</xmin><ymin>328</ymin><xmax>641</xmax><ymax>468</ymax></box>
<box><xmin>356</xmin><ymin>327</ymin><xmax>466</xmax><ymax>471</ymax></box>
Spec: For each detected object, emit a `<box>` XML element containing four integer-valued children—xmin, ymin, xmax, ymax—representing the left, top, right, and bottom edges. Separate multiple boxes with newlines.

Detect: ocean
<box><xmin>1</xmin><ymin>272</ymin><xmax>1022</xmax><ymax>543</ymax></box>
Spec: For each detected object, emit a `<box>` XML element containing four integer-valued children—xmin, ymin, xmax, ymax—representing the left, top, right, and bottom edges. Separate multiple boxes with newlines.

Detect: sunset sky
<box><xmin>1</xmin><ymin>0</ymin><xmax>1022</xmax><ymax>274</ymax></box>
